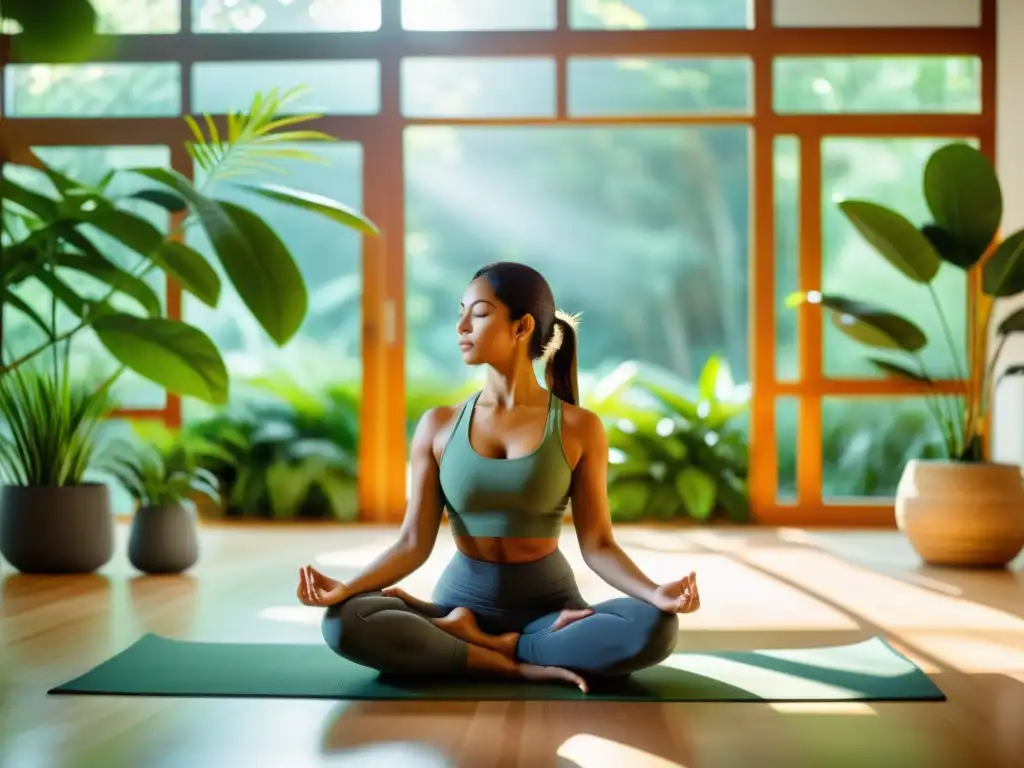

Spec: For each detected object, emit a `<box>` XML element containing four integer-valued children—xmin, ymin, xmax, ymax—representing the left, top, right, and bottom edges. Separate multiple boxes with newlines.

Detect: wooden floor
<box><xmin>2</xmin><ymin>523</ymin><xmax>1023</xmax><ymax>768</ymax></box>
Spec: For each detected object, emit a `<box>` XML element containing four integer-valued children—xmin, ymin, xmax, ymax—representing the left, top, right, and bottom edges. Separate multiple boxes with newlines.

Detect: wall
<box><xmin>990</xmin><ymin>0</ymin><xmax>1024</xmax><ymax>463</ymax></box>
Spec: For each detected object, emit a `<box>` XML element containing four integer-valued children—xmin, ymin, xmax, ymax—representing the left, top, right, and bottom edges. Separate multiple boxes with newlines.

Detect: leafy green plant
<box><xmin>183</xmin><ymin>374</ymin><xmax>360</xmax><ymax>520</ymax></box>
<box><xmin>0</xmin><ymin>359</ymin><xmax>118</xmax><ymax>487</ymax></box>
<box><xmin>103</xmin><ymin>421</ymin><xmax>232</xmax><ymax>509</ymax></box>
<box><xmin>789</xmin><ymin>142</ymin><xmax>1023</xmax><ymax>462</ymax></box>
<box><xmin>586</xmin><ymin>357</ymin><xmax>751</xmax><ymax>523</ymax></box>
<box><xmin>1</xmin><ymin>86</ymin><xmax>379</xmax><ymax>406</ymax></box>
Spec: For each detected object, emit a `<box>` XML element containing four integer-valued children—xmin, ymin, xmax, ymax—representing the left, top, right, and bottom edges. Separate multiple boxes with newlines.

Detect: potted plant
<box><xmin>183</xmin><ymin>375</ymin><xmax>360</xmax><ymax>521</ymax></box>
<box><xmin>0</xmin><ymin>359</ymin><xmax>120</xmax><ymax>574</ymax></box>
<box><xmin>104</xmin><ymin>422</ymin><xmax>231</xmax><ymax>574</ymax></box>
<box><xmin>789</xmin><ymin>141</ymin><xmax>1024</xmax><ymax>567</ymax></box>
<box><xmin>586</xmin><ymin>357</ymin><xmax>751</xmax><ymax>524</ymax></box>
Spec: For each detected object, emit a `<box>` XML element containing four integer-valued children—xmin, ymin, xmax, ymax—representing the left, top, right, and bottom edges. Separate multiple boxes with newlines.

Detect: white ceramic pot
<box><xmin>895</xmin><ymin>460</ymin><xmax>1024</xmax><ymax>568</ymax></box>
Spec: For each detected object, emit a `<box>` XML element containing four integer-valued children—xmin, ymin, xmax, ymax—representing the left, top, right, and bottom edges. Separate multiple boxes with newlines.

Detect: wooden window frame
<box><xmin>0</xmin><ymin>0</ymin><xmax>997</xmax><ymax>526</ymax></box>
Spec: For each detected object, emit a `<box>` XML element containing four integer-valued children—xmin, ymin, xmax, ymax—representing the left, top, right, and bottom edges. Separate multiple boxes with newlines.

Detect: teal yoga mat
<box><xmin>49</xmin><ymin>633</ymin><xmax>945</xmax><ymax>702</ymax></box>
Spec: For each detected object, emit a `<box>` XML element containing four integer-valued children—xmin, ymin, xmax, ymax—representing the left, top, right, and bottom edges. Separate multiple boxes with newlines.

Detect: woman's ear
<box><xmin>516</xmin><ymin>314</ymin><xmax>535</xmax><ymax>342</ymax></box>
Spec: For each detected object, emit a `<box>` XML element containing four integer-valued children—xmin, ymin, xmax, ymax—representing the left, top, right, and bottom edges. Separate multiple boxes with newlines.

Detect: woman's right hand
<box><xmin>297</xmin><ymin>565</ymin><xmax>348</xmax><ymax>607</ymax></box>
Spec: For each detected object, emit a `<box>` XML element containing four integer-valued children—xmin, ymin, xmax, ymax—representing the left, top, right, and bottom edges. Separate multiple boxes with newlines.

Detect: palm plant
<box><xmin>1</xmin><ymin>86</ymin><xmax>379</xmax><ymax>406</ymax></box>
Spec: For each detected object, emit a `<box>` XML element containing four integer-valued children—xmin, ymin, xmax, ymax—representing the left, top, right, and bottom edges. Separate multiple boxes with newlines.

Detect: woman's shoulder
<box><xmin>416</xmin><ymin>394</ymin><xmax>477</xmax><ymax>445</ymax></box>
<box><xmin>558</xmin><ymin>399</ymin><xmax>606</xmax><ymax>443</ymax></box>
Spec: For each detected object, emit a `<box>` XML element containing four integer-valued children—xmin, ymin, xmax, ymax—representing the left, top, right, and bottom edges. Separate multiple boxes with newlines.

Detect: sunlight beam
<box><xmin>557</xmin><ymin>734</ymin><xmax>686</xmax><ymax>768</ymax></box>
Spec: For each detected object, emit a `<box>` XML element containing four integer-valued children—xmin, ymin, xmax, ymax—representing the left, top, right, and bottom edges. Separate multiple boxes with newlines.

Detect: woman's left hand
<box><xmin>651</xmin><ymin>571</ymin><xmax>700</xmax><ymax>614</ymax></box>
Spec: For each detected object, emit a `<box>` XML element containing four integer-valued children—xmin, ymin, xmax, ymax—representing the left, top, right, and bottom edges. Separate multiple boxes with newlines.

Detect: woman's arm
<box><xmin>568</xmin><ymin>410</ymin><xmax>661</xmax><ymax>605</ymax></box>
<box><xmin>326</xmin><ymin>408</ymin><xmax>448</xmax><ymax>600</ymax></box>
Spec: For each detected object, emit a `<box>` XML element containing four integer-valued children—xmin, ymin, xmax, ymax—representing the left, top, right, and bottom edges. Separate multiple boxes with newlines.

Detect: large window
<box><xmin>0</xmin><ymin>0</ymin><xmax>995</xmax><ymax>525</ymax></box>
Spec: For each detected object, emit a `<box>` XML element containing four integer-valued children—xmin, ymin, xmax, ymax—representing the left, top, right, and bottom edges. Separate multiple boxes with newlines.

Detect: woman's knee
<box><xmin>638</xmin><ymin>603</ymin><xmax>680</xmax><ymax>664</ymax></box>
<box><xmin>320</xmin><ymin>592</ymin><xmax>391</xmax><ymax>660</ymax></box>
<box><xmin>606</xmin><ymin>598</ymin><xmax>680</xmax><ymax>674</ymax></box>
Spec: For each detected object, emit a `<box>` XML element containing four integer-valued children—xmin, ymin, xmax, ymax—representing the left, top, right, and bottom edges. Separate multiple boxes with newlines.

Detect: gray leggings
<box><xmin>321</xmin><ymin>549</ymin><xmax>679</xmax><ymax>677</ymax></box>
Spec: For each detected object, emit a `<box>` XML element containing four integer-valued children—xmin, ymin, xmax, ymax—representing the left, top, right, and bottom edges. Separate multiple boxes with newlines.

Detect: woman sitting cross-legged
<box><xmin>296</xmin><ymin>262</ymin><xmax>700</xmax><ymax>693</ymax></box>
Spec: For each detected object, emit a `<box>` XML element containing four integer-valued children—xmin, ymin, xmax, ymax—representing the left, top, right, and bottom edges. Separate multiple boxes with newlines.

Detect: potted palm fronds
<box><xmin>105</xmin><ymin>422</ymin><xmax>231</xmax><ymax>574</ymax></box>
<box><xmin>0</xmin><ymin>360</ymin><xmax>119</xmax><ymax>574</ymax></box>
<box><xmin>789</xmin><ymin>142</ymin><xmax>1024</xmax><ymax>567</ymax></box>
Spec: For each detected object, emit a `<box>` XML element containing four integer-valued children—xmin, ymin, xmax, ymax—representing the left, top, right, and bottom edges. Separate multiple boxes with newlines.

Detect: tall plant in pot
<box><xmin>789</xmin><ymin>142</ymin><xmax>1024</xmax><ymax>567</ymax></box>
<box><xmin>0</xmin><ymin>356</ymin><xmax>120</xmax><ymax>574</ymax></box>
<box><xmin>105</xmin><ymin>422</ymin><xmax>232</xmax><ymax>574</ymax></box>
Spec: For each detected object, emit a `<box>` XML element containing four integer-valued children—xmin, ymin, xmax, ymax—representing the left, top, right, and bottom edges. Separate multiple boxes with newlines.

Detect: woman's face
<box><xmin>456</xmin><ymin>278</ymin><xmax>531</xmax><ymax>366</ymax></box>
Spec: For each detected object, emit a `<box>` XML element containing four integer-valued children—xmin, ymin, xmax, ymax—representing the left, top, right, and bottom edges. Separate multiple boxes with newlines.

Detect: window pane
<box><xmin>571</xmin><ymin>0</ymin><xmax>751</xmax><ymax>29</ymax></box>
<box><xmin>823</xmin><ymin>397</ymin><xmax>950</xmax><ymax>499</ymax></box>
<box><xmin>192</xmin><ymin>0</ymin><xmax>381</xmax><ymax>32</ymax></box>
<box><xmin>4</xmin><ymin>64</ymin><xmax>181</xmax><ymax>117</ymax></box>
<box><xmin>3</xmin><ymin>146</ymin><xmax>171</xmax><ymax>410</ymax></box>
<box><xmin>774</xmin><ymin>0</ymin><xmax>980</xmax><ymax>27</ymax></box>
<box><xmin>401</xmin><ymin>58</ymin><xmax>556</xmax><ymax>118</ymax></box>
<box><xmin>822</xmin><ymin>137</ymin><xmax>970</xmax><ymax>379</ymax></box>
<box><xmin>192</xmin><ymin>61</ymin><xmax>380</xmax><ymax>115</ymax></box>
<box><xmin>774</xmin><ymin>136</ymin><xmax>799</xmax><ymax>382</ymax></box>
<box><xmin>183</xmin><ymin>143</ymin><xmax>364</xmax><ymax>518</ymax></box>
<box><xmin>402</xmin><ymin>0</ymin><xmax>556</xmax><ymax>30</ymax></box>
<box><xmin>775</xmin><ymin>57</ymin><xmax>982</xmax><ymax>114</ymax></box>
<box><xmin>568</xmin><ymin>57</ymin><xmax>751</xmax><ymax>116</ymax></box>
<box><xmin>405</xmin><ymin>124</ymin><xmax>751</xmax><ymax>414</ymax></box>
<box><xmin>776</xmin><ymin>397</ymin><xmax>798</xmax><ymax>503</ymax></box>
<box><xmin>92</xmin><ymin>0</ymin><xmax>181</xmax><ymax>33</ymax></box>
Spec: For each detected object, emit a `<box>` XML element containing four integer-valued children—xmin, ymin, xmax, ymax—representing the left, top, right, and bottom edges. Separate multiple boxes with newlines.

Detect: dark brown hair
<box><xmin>472</xmin><ymin>262</ymin><xmax>579</xmax><ymax>405</ymax></box>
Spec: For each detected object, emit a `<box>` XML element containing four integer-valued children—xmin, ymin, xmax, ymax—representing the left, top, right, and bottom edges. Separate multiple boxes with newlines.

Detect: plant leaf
<box><xmin>152</xmin><ymin>241</ymin><xmax>222</xmax><ymax>307</ymax></box>
<box><xmin>981</xmin><ymin>229</ymin><xmax>1024</xmax><ymax>297</ymax></box>
<box><xmin>233</xmin><ymin>183</ymin><xmax>381</xmax><ymax>236</ymax></box>
<box><xmin>868</xmin><ymin>358</ymin><xmax>932</xmax><ymax>383</ymax></box>
<box><xmin>792</xmin><ymin>292</ymin><xmax>928</xmax><ymax>352</ymax></box>
<box><xmin>53</xmin><ymin>250</ymin><xmax>162</xmax><ymax>317</ymax></box>
<box><xmin>79</xmin><ymin>207</ymin><xmax>165</xmax><ymax>257</ymax></box>
<box><xmin>997</xmin><ymin>307</ymin><xmax>1024</xmax><ymax>335</ymax></box>
<box><xmin>920</xmin><ymin>224</ymin><xmax>975</xmax><ymax>269</ymax></box>
<box><xmin>132</xmin><ymin>167</ymin><xmax>307</xmax><ymax>345</ymax></box>
<box><xmin>838</xmin><ymin>199</ymin><xmax>941</xmax><ymax>283</ymax></box>
<box><xmin>92</xmin><ymin>314</ymin><xmax>229</xmax><ymax>404</ymax></box>
<box><xmin>675</xmin><ymin>466</ymin><xmax>717</xmax><ymax>520</ymax></box>
<box><xmin>316</xmin><ymin>471</ymin><xmax>358</xmax><ymax>521</ymax></box>
<box><xmin>924</xmin><ymin>142</ymin><xmax>1002</xmax><ymax>268</ymax></box>
<box><xmin>128</xmin><ymin>188</ymin><xmax>188</xmax><ymax>213</ymax></box>
<box><xmin>2</xmin><ymin>287</ymin><xmax>53</xmax><ymax>339</ymax></box>
<box><xmin>1</xmin><ymin>175</ymin><xmax>60</xmax><ymax>219</ymax></box>
<box><xmin>697</xmin><ymin>354</ymin><xmax>720</xmax><ymax>402</ymax></box>
<box><xmin>716</xmin><ymin>475</ymin><xmax>749</xmax><ymax>522</ymax></box>
<box><xmin>215</xmin><ymin>200</ymin><xmax>307</xmax><ymax>345</ymax></box>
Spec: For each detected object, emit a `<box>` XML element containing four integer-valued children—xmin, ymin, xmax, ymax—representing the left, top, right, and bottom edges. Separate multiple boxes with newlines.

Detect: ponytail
<box><xmin>544</xmin><ymin>309</ymin><xmax>581</xmax><ymax>405</ymax></box>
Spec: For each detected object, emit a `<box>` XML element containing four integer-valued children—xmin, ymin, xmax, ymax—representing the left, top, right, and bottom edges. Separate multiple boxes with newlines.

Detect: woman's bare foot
<box><xmin>432</xmin><ymin>607</ymin><xmax>520</xmax><ymax>658</ymax></box>
<box><xmin>519</xmin><ymin>663</ymin><xmax>588</xmax><ymax>693</ymax></box>
<box><xmin>463</xmin><ymin>647</ymin><xmax>588</xmax><ymax>693</ymax></box>
<box><xmin>549</xmin><ymin>608</ymin><xmax>594</xmax><ymax>631</ymax></box>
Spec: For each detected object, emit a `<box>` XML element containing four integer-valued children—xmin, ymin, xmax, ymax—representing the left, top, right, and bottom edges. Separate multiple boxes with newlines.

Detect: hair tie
<box><xmin>541</xmin><ymin>310</ymin><xmax>581</xmax><ymax>361</ymax></box>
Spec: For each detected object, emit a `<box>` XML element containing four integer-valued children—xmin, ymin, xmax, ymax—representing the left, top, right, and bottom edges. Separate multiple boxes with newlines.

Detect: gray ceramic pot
<box><xmin>128</xmin><ymin>502</ymin><xmax>199</xmax><ymax>574</ymax></box>
<box><xmin>0</xmin><ymin>483</ymin><xmax>114</xmax><ymax>574</ymax></box>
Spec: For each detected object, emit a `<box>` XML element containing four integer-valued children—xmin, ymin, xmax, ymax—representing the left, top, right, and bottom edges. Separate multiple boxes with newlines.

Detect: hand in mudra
<box><xmin>297</xmin><ymin>565</ymin><xmax>347</xmax><ymax>607</ymax></box>
<box><xmin>651</xmin><ymin>571</ymin><xmax>700</xmax><ymax>614</ymax></box>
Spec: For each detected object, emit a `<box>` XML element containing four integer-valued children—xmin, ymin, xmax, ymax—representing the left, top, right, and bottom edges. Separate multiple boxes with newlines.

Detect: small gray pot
<box><xmin>128</xmin><ymin>502</ymin><xmax>199</xmax><ymax>575</ymax></box>
<box><xmin>0</xmin><ymin>483</ymin><xmax>114</xmax><ymax>574</ymax></box>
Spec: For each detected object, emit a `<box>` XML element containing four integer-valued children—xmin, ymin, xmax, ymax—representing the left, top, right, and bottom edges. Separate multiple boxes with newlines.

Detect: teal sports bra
<box><xmin>438</xmin><ymin>391</ymin><xmax>572</xmax><ymax>538</ymax></box>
